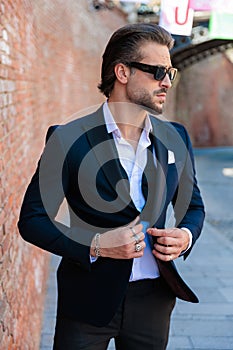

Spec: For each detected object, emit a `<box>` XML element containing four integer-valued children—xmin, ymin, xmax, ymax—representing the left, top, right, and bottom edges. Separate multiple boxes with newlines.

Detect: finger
<box><xmin>153</xmin><ymin>240</ymin><xmax>181</xmax><ymax>258</ymax></box>
<box><xmin>127</xmin><ymin>218</ymin><xmax>144</xmax><ymax>242</ymax></box>
<box><xmin>156</xmin><ymin>236</ymin><xmax>177</xmax><ymax>247</ymax></box>
<box><xmin>152</xmin><ymin>249</ymin><xmax>175</xmax><ymax>262</ymax></box>
<box><xmin>133</xmin><ymin>223</ymin><xmax>144</xmax><ymax>235</ymax></box>
<box><xmin>147</xmin><ymin>227</ymin><xmax>176</xmax><ymax>237</ymax></box>
<box><xmin>154</xmin><ymin>242</ymin><xmax>171</xmax><ymax>255</ymax></box>
<box><xmin>126</xmin><ymin>216</ymin><xmax>140</xmax><ymax>229</ymax></box>
<box><xmin>133</xmin><ymin>240</ymin><xmax>146</xmax><ymax>255</ymax></box>
<box><xmin>147</xmin><ymin>228</ymin><xmax>166</xmax><ymax>237</ymax></box>
<box><xmin>131</xmin><ymin>232</ymin><xmax>141</xmax><ymax>244</ymax></box>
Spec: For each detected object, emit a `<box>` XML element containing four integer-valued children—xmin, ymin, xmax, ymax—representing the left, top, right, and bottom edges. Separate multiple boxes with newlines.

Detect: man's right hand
<box><xmin>90</xmin><ymin>216</ymin><xmax>145</xmax><ymax>259</ymax></box>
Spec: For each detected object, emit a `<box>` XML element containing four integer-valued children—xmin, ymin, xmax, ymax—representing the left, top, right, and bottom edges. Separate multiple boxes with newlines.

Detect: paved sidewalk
<box><xmin>40</xmin><ymin>148</ymin><xmax>233</xmax><ymax>350</ymax></box>
<box><xmin>167</xmin><ymin>221</ymin><xmax>233</xmax><ymax>350</ymax></box>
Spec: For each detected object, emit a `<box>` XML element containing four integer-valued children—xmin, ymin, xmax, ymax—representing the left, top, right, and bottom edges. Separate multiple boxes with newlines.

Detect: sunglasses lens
<box><xmin>154</xmin><ymin>67</ymin><xmax>166</xmax><ymax>81</ymax></box>
<box><xmin>169</xmin><ymin>69</ymin><xmax>176</xmax><ymax>81</ymax></box>
<box><xmin>154</xmin><ymin>67</ymin><xmax>177</xmax><ymax>81</ymax></box>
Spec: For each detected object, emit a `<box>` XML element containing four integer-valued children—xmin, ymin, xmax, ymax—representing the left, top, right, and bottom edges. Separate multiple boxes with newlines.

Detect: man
<box><xmin>18</xmin><ymin>23</ymin><xmax>205</xmax><ymax>349</ymax></box>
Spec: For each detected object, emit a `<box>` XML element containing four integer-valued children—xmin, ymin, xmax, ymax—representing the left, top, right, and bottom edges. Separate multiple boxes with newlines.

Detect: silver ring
<box><xmin>135</xmin><ymin>243</ymin><xmax>142</xmax><ymax>252</ymax></box>
<box><xmin>131</xmin><ymin>227</ymin><xmax>140</xmax><ymax>243</ymax></box>
<box><xmin>131</xmin><ymin>227</ymin><xmax>136</xmax><ymax>235</ymax></box>
<box><xmin>169</xmin><ymin>254</ymin><xmax>173</xmax><ymax>260</ymax></box>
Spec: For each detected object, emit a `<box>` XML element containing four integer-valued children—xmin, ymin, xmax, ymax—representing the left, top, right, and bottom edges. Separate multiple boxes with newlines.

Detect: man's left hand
<box><xmin>147</xmin><ymin>228</ymin><xmax>190</xmax><ymax>261</ymax></box>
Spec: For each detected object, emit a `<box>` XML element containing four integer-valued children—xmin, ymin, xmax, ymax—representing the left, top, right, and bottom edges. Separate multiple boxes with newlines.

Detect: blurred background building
<box><xmin>0</xmin><ymin>1</ymin><xmax>232</xmax><ymax>349</ymax></box>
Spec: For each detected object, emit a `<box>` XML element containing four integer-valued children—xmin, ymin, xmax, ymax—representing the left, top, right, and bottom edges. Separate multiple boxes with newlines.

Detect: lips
<box><xmin>157</xmin><ymin>93</ymin><xmax>166</xmax><ymax>101</ymax></box>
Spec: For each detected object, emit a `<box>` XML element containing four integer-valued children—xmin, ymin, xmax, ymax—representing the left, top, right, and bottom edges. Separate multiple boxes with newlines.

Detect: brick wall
<box><xmin>0</xmin><ymin>1</ymin><xmax>126</xmax><ymax>349</ymax></box>
<box><xmin>165</xmin><ymin>51</ymin><xmax>233</xmax><ymax>147</ymax></box>
<box><xmin>180</xmin><ymin>52</ymin><xmax>233</xmax><ymax>147</ymax></box>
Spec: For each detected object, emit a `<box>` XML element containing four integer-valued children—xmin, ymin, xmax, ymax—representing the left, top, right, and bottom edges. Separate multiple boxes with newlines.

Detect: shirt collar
<box><xmin>103</xmin><ymin>101</ymin><xmax>152</xmax><ymax>140</ymax></box>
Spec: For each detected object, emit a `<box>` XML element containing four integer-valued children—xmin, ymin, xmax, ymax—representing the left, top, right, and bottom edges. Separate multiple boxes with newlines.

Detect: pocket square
<box><xmin>168</xmin><ymin>150</ymin><xmax>175</xmax><ymax>164</ymax></box>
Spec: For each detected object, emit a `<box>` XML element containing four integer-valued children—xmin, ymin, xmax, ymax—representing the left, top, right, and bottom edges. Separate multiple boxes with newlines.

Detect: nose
<box><xmin>160</xmin><ymin>74</ymin><xmax>172</xmax><ymax>89</ymax></box>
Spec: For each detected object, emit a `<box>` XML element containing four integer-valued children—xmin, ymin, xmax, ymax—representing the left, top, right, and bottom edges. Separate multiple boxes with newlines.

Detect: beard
<box><xmin>126</xmin><ymin>86</ymin><xmax>167</xmax><ymax>115</ymax></box>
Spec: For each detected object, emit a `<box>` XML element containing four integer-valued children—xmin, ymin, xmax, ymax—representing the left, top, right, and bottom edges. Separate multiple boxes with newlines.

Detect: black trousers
<box><xmin>53</xmin><ymin>278</ymin><xmax>176</xmax><ymax>350</ymax></box>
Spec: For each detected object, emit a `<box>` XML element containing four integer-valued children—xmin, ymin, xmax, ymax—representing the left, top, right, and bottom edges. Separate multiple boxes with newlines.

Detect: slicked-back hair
<box><xmin>98</xmin><ymin>23</ymin><xmax>174</xmax><ymax>98</ymax></box>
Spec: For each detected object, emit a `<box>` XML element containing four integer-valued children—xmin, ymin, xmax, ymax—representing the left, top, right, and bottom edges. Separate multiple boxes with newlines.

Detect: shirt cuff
<box><xmin>90</xmin><ymin>255</ymin><xmax>98</xmax><ymax>263</ymax></box>
<box><xmin>180</xmin><ymin>227</ymin><xmax>193</xmax><ymax>254</ymax></box>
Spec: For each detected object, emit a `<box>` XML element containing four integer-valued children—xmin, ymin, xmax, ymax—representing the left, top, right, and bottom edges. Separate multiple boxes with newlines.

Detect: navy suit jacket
<box><xmin>18</xmin><ymin>105</ymin><xmax>205</xmax><ymax>326</ymax></box>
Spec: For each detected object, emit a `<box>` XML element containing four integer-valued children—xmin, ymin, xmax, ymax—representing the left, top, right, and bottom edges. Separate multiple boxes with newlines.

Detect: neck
<box><xmin>107</xmin><ymin>100</ymin><xmax>147</xmax><ymax>139</ymax></box>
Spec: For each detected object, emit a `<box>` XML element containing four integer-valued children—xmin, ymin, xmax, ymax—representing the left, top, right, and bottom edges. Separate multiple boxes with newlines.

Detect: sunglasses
<box><xmin>127</xmin><ymin>62</ymin><xmax>178</xmax><ymax>82</ymax></box>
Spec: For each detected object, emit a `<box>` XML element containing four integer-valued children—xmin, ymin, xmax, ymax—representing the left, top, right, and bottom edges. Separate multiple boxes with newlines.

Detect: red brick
<box><xmin>166</xmin><ymin>53</ymin><xmax>233</xmax><ymax>146</ymax></box>
<box><xmin>0</xmin><ymin>2</ymin><xmax>126</xmax><ymax>349</ymax></box>
<box><xmin>1</xmin><ymin>232</ymin><xmax>12</xmax><ymax>254</ymax></box>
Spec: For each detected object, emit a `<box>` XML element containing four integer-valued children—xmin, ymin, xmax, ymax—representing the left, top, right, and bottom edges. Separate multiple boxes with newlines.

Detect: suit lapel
<box><xmin>150</xmin><ymin>116</ymin><xmax>169</xmax><ymax>173</ymax></box>
<box><xmin>141</xmin><ymin>116</ymin><xmax>169</xmax><ymax>226</ymax></box>
<box><xmin>82</xmin><ymin>106</ymin><xmax>135</xmax><ymax>210</ymax></box>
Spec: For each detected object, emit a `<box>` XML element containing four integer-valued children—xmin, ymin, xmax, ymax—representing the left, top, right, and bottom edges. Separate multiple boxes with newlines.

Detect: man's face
<box><xmin>126</xmin><ymin>42</ymin><xmax>173</xmax><ymax>114</ymax></box>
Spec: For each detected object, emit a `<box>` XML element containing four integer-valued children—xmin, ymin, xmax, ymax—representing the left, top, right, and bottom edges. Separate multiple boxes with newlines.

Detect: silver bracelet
<box><xmin>94</xmin><ymin>233</ymin><xmax>101</xmax><ymax>257</ymax></box>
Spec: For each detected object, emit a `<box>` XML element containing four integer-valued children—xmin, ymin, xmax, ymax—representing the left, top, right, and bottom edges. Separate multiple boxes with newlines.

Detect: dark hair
<box><xmin>98</xmin><ymin>23</ymin><xmax>174</xmax><ymax>98</ymax></box>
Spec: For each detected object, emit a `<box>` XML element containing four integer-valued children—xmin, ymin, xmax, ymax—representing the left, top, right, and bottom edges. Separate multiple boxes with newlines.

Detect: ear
<box><xmin>114</xmin><ymin>63</ymin><xmax>130</xmax><ymax>84</ymax></box>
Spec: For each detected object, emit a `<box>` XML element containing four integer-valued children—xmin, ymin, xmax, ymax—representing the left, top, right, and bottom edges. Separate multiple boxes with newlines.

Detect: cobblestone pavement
<box><xmin>40</xmin><ymin>147</ymin><xmax>233</xmax><ymax>350</ymax></box>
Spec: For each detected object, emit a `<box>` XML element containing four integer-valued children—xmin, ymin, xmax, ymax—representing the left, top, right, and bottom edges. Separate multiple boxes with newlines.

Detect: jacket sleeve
<box><xmin>172</xmin><ymin>124</ymin><xmax>205</xmax><ymax>258</ymax></box>
<box><xmin>18</xmin><ymin>125</ymin><xmax>93</xmax><ymax>271</ymax></box>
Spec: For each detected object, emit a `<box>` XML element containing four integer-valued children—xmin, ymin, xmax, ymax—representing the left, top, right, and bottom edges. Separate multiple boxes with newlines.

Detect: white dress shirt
<box><xmin>103</xmin><ymin>102</ymin><xmax>160</xmax><ymax>281</ymax></box>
